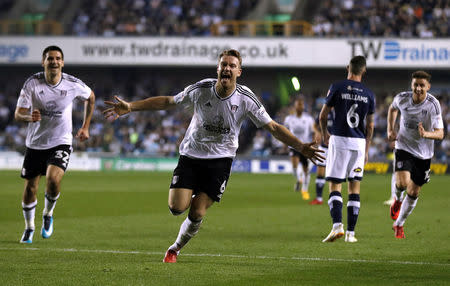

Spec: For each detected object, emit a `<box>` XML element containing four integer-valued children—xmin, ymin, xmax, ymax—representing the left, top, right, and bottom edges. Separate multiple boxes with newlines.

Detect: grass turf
<box><xmin>0</xmin><ymin>170</ymin><xmax>449</xmax><ymax>285</ymax></box>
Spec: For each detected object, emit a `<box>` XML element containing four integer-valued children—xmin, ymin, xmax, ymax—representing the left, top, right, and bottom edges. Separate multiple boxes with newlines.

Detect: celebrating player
<box><xmin>319</xmin><ymin>55</ymin><xmax>375</xmax><ymax>243</ymax></box>
<box><xmin>15</xmin><ymin>45</ymin><xmax>95</xmax><ymax>243</ymax></box>
<box><xmin>283</xmin><ymin>96</ymin><xmax>319</xmax><ymax>200</ymax></box>
<box><xmin>387</xmin><ymin>71</ymin><xmax>444</xmax><ymax>239</ymax></box>
<box><xmin>103</xmin><ymin>49</ymin><xmax>324</xmax><ymax>263</ymax></box>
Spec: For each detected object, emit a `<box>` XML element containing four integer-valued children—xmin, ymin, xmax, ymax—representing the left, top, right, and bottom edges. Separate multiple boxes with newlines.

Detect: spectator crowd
<box><xmin>312</xmin><ymin>0</ymin><xmax>450</xmax><ymax>37</ymax></box>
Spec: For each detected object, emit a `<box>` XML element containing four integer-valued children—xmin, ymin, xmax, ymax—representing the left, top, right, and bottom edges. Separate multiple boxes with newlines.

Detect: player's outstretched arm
<box><xmin>76</xmin><ymin>91</ymin><xmax>95</xmax><ymax>142</ymax></box>
<box><xmin>103</xmin><ymin>95</ymin><xmax>176</xmax><ymax>121</ymax></box>
<box><xmin>263</xmin><ymin>120</ymin><xmax>325</xmax><ymax>165</ymax></box>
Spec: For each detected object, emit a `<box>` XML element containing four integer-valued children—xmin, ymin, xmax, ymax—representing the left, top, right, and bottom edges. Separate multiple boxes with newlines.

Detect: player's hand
<box><xmin>299</xmin><ymin>141</ymin><xmax>325</xmax><ymax>165</ymax></box>
<box><xmin>387</xmin><ymin>130</ymin><xmax>397</xmax><ymax>141</ymax></box>
<box><xmin>418</xmin><ymin>122</ymin><xmax>426</xmax><ymax>138</ymax></box>
<box><xmin>103</xmin><ymin>96</ymin><xmax>131</xmax><ymax>121</ymax></box>
<box><xmin>31</xmin><ymin>109</ymin><xmax>41</xmax><ymax>122</ymax></box>
<box><xmin>76</xmin><ymin>127</ymin><xmax>90</xmax><ymax>142</ymax></box>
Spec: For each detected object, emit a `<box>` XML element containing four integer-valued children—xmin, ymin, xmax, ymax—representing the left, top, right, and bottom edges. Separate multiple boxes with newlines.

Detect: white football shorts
<box><xmin>317</xmin><ymin>145</ymin><xmax>328</xmax><ymax>167</ymax></box>
<box><xmin>325</xmin><ymin>143</ymin><xmax>365</xmax><ymax>182</ymax></box>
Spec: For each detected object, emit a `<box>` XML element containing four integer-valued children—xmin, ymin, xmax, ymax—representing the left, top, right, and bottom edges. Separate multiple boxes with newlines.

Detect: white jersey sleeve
<box><xmin>173</xmin><ymin>79</ymin><xmax>211</xmax><ymax>107</ymax></box>
<box><xmin>73</xmin><ymin>79</ymin><xmax>91</xmax><ymax>100</ymax></box>
<box><xmin>17</xmin><ymin>76</ymin><xmax>35</xmax><ymax>108</ymax></box>
<box><xmin>431</xmin><ymin>100</ymin><xmax>444</xmax><ymax>130</ymax></box>
<box><xmin>240</xmin><ymin>86</ymin><xmax>271</xmax><ymax>128</ymax></box>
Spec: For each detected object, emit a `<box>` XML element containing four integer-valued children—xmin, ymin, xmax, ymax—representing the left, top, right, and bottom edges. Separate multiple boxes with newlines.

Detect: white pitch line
<box><xmin>0</xmin><ymin>247</ymin><xmax>449</xmax><ymax>267</ymax></box>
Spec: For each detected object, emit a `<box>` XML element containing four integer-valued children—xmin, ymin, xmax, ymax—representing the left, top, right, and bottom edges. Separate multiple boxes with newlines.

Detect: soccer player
<box><xmin>103</xmin><ymin>49</ymin><xmax>324</xmax><ymax>263</ymax></box>
<box><xmin>15</xmin><ymin>45</ymin><xmax>95</xmax><ymax>243</ymax></box>
<box><xmin>283</xmin><ymin>96</ymin><xmax>319</xmax><ymax>200</ymax></box>
<box><xmin>310</xmin><ymin>111</ymin><xmax>334</xmax><ymax>205</ymax></box>
<box><xmin>387</xmin><ymin>71</ymin><xmax>444</xmax><ymax>239</ymax></box>
<box><xmin>319</xmin><ymin>55</ymin><xmax>375</xmax><ymax>243</ymax></box>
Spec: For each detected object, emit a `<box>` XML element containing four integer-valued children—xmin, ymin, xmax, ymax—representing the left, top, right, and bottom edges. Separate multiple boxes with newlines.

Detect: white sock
<box><xmin>43</xmin><ymin>193</ymin><xmax>60</xmax><ymax>216</ymax></box>
<box><xmin>296</xmin><ymin>167</ymin><xmax>303</xmax><ymax>182</ymax></box>
<box><xmin>390</xmin><ymin>173</ymin><xmax>396</xmax><ymax>199</ymax></box>
<box><xmin>292</xmin><ymin>167</ymin><xmax>297</xmax><ymax>180</ymax></box>
<box><xmin>22</xmin><ymin>201</ymin><xmax>37</xmax><ymax>230</ymax></box>
<box><xmin>394</xmin><ymin>186</ymin><xmax>404</xmax><ymax>201</ymax></box>
<box><xmin>170</xmin><ymin>216</ymin><xmax>203</xmax><ymax>253</ymax></box>
<box><xmin>302</xmin><ymin>172</ymin><xmax>310</xmax><ymax>191</ymax></box>
<box><xmin>395</xmin><ymin>195</ymin><xmax>418</xmax><ymax>226</ymax></box>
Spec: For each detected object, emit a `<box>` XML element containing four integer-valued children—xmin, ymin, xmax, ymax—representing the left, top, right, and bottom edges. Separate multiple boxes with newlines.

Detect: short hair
<box><xmin>295</xmin><ymin>95</ymin><xmax>305</xmax><ymax>103</ymax></box>
<box><xmin>42</xmin><ymin>45</ymin><xmax>64</xmax><ymax>60</ymax></box>
<box><xmin>412</xmin><ymin>70</ymin><xmax>431</xmax><ymax>82</ymax></box>
<box><xmin>349</xmin><ymin>55</ymin><xmax>366</xmax><ymax>75</ymax></box>
<box><xmin>219</xmin><ymin>49</ymin><xmax>242</xmax><ymax>67</ymax></box>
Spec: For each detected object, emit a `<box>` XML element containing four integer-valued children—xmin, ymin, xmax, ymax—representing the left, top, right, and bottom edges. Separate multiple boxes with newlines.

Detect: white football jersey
<box><xmin>174</xmin><ymin>78</ymin><xmax>272</xmax><ymax>159</ymax></box>
<box><xmin>16</xmin><ymin>72</ymin><xmax>92</xmax><ymax>150</ymax></box>
<box><xmin>283</xmin><ymin>113</ymin><xmax>315</xmax><ymax>143</ymax></box>
<box><xmin>392</xmin><ymin>91</ymin><xmax>443</xmax><ymax>159</ymax></box>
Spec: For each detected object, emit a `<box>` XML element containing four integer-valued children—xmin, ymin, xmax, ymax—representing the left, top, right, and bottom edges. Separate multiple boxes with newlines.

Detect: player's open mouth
<box><xmin>221</xmin><ymin>74</ymin><xmax>231</xmax><ymax>81</ymax></box>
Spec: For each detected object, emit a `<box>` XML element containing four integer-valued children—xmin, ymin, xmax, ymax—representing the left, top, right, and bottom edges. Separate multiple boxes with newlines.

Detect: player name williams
<box><xmin>340</xmin><ymin>93</ymin><xmax>368</xmax><ymax>103</ymax></box>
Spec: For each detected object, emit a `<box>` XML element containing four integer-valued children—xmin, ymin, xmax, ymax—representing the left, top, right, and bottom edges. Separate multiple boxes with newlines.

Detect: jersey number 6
<box><xmin>346</xmin><ymin>103</ymin><xmax>359</xmax><ymax>128</ymax></box>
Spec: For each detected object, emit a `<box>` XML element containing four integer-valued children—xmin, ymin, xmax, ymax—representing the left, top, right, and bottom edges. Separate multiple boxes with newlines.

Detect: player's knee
<box><xmin>189</xmin><ymin>208</ymin><xmax>206</xmax><ymax>220</ymax></box>
<box><xmin>25</xmin><ymin>184</ymin><xmax>38</xmax><ymax>195</ymax></box>
<box><xmin>168</xmin><ymin>206</ymin><xmax>186</xmax><ymax>216</ymax></box>
<box><xmin>46</xmin><ymin>177</ymin><xmax>60</xmax><ymax>193</ymax></box>
<box><xmin>395</xmin><ymin>182</ymin><xmax>408</xmax><ymax>190</ymax></box>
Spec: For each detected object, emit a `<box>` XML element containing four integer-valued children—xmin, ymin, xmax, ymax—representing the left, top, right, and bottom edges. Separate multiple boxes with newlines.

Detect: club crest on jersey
<box><xmin>231</xmin><ymin>105</ymin><xmax>239</xmax><ymax>113</ymax></box>
<box><xmin>46</xmin><ymin>100</ymin><xmax>57</xmax><ymax>110</ymax></box>
<box><xmin>60</xmin><ymin>90</ymin><xmax>67</xmax><ymax>97</ymax></box>
<box><xmin>353</xmin><ymin>167</ymin><xmax>362</xmax><ymax>173</ymax></box>
<box><xmin>422</xmin><ymin>110</ymin><xmax>427</xmax><ymax>116</ymax></box>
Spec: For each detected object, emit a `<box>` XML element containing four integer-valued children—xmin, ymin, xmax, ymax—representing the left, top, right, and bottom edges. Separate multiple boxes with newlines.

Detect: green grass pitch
<box><xmin>0</xmin><ymin>170</ymin><xmax>449</xmax><ymax>285</ymax></box>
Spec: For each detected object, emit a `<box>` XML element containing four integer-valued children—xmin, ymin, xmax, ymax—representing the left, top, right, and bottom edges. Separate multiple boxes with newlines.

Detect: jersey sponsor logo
<box><xmin>404</xmin><ymin>120</ymin><xmax>419</xmax><ymax>129</ymax></box>
<box><xmin>347</xmin><ymin>86</ymin><xmax>363</xmax><ymax>92</ymax></box>
<box><xmin>202</xmin><ymin>115</ymin><xmax>231</xmax><ymax>134</ymax></box>
<box><xmin>353</xmin><ymin>167</ymin><xmax>362</xmax><ymax>173</ymax></box>
<box><xmin>231</xmin><ymin>105</ymin><xmax>238</xmax><ymax>113</ymax></box>
<box><xmin>41</xmin><ymin>100</ymin><xmax>62</xmax><ymax>117</ymax></box>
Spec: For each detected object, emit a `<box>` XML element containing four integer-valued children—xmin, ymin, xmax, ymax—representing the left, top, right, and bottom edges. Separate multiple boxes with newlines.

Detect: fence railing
<box><xmin>211</xmin><ymin>20</ymin><xmax>313</xmax><ymax>36</ymax></box>
<box><xmin>0</xmin><ymin>19</ymin><xmax>63</xmax><ymax>35</ymax></box>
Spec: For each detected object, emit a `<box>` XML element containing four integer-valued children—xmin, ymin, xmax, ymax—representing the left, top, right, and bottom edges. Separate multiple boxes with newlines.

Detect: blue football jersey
<box><xmin>325</xmin><ymin>79</ymin><xmax>375</xmax><ymax>139</ymax></box>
